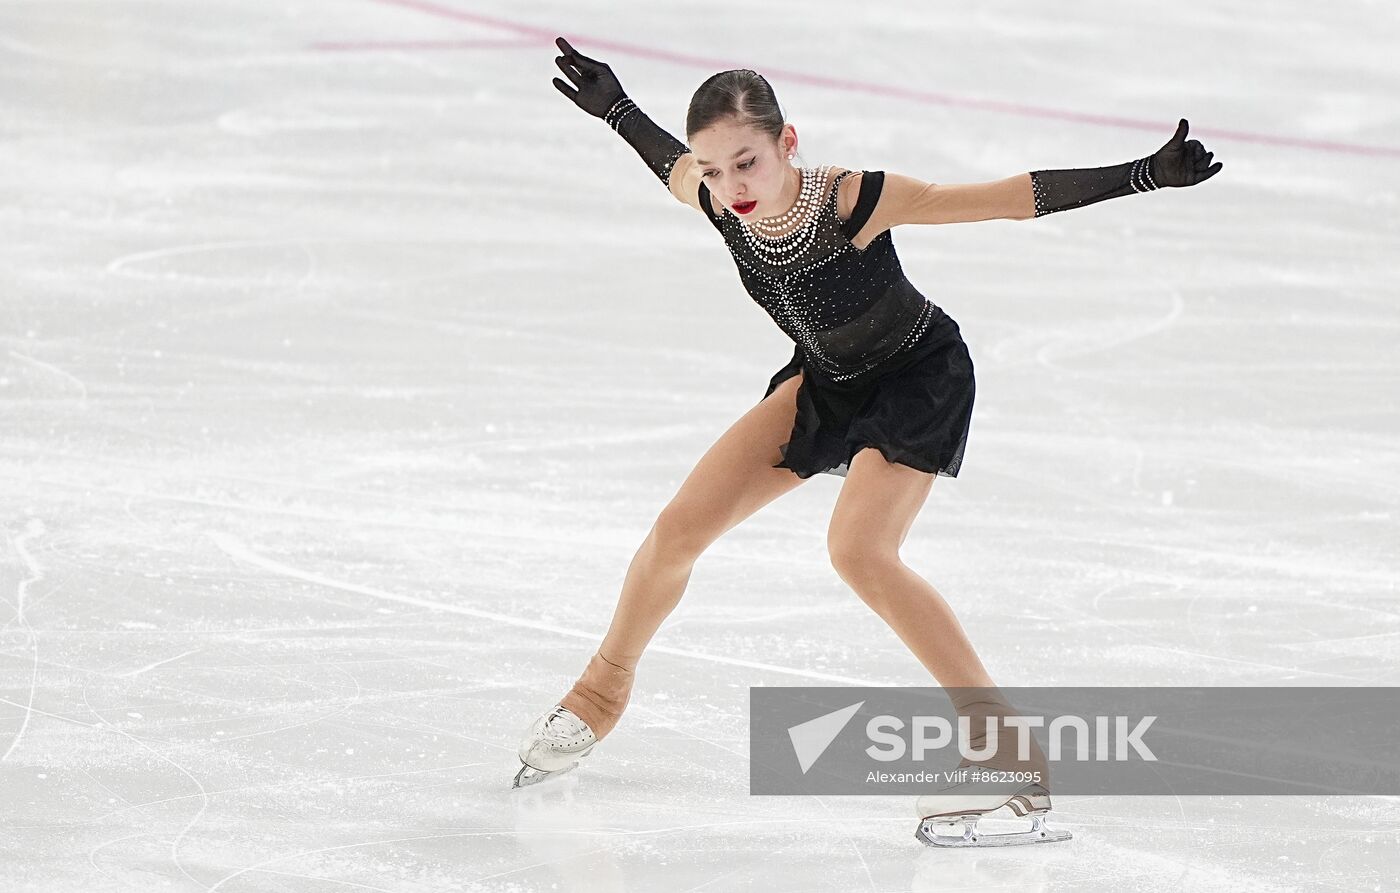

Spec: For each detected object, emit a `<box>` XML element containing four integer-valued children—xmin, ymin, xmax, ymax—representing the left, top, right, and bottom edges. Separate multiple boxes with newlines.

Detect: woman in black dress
<box><xmin>515</xmin><ymin>36</ymin><xmax>1220</xmax><ymax>848</ymax></box>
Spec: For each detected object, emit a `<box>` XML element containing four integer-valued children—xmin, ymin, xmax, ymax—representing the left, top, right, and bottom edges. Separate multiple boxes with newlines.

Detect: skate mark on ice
<box><xmin>44</xmin><ymin>760</ymin><xmax>489</xmax><ymax>832</ymax></box>
<box><xmin>86</xmin><ymin>832</ymin><xmax>167</xmax><ymax>887</ymax></box>
<box><xmin>0</xmin><ymin>696</ymin><xmax>102</xmax><ymax>731</ymax></box>
<box><xmin>6</xmin><ymin>350</ymin><xmax>88</xmax><ymax>402</ymax></box>
<box><xmin>1032</xmin><ymin>287</ymin><xmax>1185</xmax><ymax>372</ymax></box>
<box><xmin>2</xmin><ymin>519</ymin><xmax>47</xmax><ymax>763</ymax></box>
<box><xmin>79</xmin><ymin>682</ymin><xmax>211</xmax><ymax>889</ymax></box>
<box><xmin>1070</xmin><ymin>580</ymin><xmax>1375</xmax><ymax>684</ymax></box>
<box><xmin>206</xmin><ymin>828</ymin><xmax>538</xmax><ymax>892</ymax></box>
<box><xmin>105</xmin><ymin>238</ymin><xmax>317</xmax><ymax>285</ymax></box>
<box><xmin>813</xmin><ymin>795</ymin><xmax>878</xmax><ymax>892</ymax></box>
<box><xmin>210</xmin><ymin>532</ymin><xmax>902</xmax><ymax>686</ymax></box>
<box><xmin>23</xmin><ymin>460</ymin><xmax>810</xmax><ymax>567</ymax></box>
<box><xmin>116</xmin><ymin>647</ymin><xmax>205</xmax><ymax>679</ymax></box>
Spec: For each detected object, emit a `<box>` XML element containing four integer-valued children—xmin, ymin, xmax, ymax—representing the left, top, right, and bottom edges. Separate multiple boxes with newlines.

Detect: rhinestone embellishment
<box><xmin>728</xmin><ymin>164</ymin><xmax>833</xmax><ymax>266</ymax></box>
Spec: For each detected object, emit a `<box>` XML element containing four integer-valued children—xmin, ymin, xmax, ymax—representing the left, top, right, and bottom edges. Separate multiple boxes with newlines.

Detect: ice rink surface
<box><xmin>2</xmin><ymin>0</ymin><xmax>1398</xmax><ymax>890</ymax></box>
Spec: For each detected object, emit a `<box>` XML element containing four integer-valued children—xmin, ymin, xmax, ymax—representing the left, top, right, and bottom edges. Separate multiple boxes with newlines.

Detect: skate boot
<box><xmin>913</xmin><ymin>688</ymin><xmax>1071</xmax><ymax>848</ymax></box>
<box><xmin>915</xmin><ymin>780</ymin><xmax>1071</xmax><ymax>848</ymax></box>
<box><xmin>512</xmin><ymin>652</ymin><xmax>634</xmax><ymax>789</ymax></box>
<box><xmin>512</xmin><ymin>705</ymin><xmax>597</xmax><ymax>788</ymax></box>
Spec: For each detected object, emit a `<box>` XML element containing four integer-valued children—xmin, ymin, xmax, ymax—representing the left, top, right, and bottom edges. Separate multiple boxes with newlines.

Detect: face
<box><xmin>688</xmin><ymin>120</ymin><xmax>797</xmax><ymax>218</ymax></box>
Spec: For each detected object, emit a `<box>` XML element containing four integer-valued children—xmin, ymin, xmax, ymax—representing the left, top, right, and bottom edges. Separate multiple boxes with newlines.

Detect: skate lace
<box><xmin>545</xmin><ymin>707</ymin><xmax>590</xmax><ymax>740</ymax></box>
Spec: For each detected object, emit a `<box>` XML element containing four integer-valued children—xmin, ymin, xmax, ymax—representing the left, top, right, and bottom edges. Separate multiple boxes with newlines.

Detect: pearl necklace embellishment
<box><xmin>729</xmin><ymin>164</ymin><xmax>833</xmax><ymax>267</ymax></box>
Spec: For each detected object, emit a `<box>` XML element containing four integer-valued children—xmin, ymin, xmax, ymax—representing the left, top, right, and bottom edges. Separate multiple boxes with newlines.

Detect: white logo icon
<box><xmin>787</xmin><ymin>701</ymin><xmax>865</xmax><ymax>773</ymax></box>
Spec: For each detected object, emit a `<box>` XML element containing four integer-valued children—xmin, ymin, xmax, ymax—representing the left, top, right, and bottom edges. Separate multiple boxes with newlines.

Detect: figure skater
<box><xmin>512</xmin><ymin>36</ymin><xmax>1221</xmax><ymax>849</ymax></box>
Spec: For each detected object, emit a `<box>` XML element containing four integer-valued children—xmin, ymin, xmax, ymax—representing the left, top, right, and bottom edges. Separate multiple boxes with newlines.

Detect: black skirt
<box><xmin>760</xmin><ymin>320</ymin><xmax>975</xmax><ymax>479</ymax></box>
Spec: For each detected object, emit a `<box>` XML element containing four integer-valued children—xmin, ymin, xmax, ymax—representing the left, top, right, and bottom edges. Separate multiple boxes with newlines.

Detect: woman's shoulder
<box><xmin>832</xmin><ymin>166</ymin><xmax>877</xmax><ymax>222</ymax></box>
<box><xmin>828</xmin><ymin>167</ymin><xmax>851</xmax><ymax>223</ymax></box>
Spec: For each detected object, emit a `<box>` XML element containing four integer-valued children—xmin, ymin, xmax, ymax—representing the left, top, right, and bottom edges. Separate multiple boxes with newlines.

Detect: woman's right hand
<box><xmin>552</xmin><ymin>36</ymin><xmax>627</xmax><ymax>119</ymax></box>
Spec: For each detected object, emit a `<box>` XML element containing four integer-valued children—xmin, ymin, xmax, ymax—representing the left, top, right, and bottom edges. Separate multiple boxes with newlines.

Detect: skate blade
<box><xmin>916</xmin><ymin>814</ymin><xmax>1072</xmax><ymax>848</ymax></box>
<box><xmin>512</xmin><ymin>761</ymin><xmax>579</xmax><ymax>790</ymax></box>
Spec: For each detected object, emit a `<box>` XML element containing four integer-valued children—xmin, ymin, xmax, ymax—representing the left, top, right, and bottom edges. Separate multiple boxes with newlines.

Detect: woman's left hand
<box><xmin>1151</xmin><ymin>119</ymin><xmax>1223</xmax><ymax>188</ymax></box>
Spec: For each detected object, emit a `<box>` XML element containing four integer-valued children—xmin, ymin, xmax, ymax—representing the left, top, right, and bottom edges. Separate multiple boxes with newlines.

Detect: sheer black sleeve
<box><xmin>603</xmin><ymin>96</ymin><xmax>691</xmax><ymax>189</ymax></box>
<box><xmin>1028</xmin><ymin>156</ymin><xmax>1159</xmax><ymax>217</ymax></box>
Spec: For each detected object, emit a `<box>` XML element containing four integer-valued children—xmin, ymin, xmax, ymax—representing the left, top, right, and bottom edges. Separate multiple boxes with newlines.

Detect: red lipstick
<box><xmin>732</xmin><ymin>200</ymin><xmax>756</xmax><ymax>214</ymax></box>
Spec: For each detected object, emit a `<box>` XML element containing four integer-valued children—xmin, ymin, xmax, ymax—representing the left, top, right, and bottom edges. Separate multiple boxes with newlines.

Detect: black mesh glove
<box><xmin>1029</xmin><ymin>119</ymin><xmax>1222</xmax><ymax>217</ymax></box>
<box><xmin>551</xmin><ymin>36</ymin><xmax>691</xmax><ymax>188</ymax></box>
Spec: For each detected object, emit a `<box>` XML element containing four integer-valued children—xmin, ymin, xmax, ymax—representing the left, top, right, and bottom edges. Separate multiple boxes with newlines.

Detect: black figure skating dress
<box><xmin>673</xmin><ymin>161</ymin><xmax>984</xmax><ymax>479</ymax></box>
<box><xmin>600</xmin><ymin>94</ymin><xmax>1182</xmax><ymax>480</ymax></box>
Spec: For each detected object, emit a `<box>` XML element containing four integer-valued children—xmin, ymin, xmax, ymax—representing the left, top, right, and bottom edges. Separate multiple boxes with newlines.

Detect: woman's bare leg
<box><xmin>827</xmin><ymin>447</ymin><xmax>993</xmax><ymax>688</ymax></box>
<box><xmin>560</xmin><ymin>373</ymin><xmax>811</xmax><ymax>739</ymax></box>
<box><xmin>827</xmin><ymin>447</ymin><xmax>1045</xmax><ymax>776</ymax></box>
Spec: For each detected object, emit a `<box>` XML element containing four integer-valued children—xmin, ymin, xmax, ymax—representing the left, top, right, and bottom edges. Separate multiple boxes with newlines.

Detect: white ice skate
<box><xmin>914</xmin><ymin>780</ymin><xmax>1071</xmax><ymax>848</ymax></box>
<box><xmin>511</xmin><ymin>705</ymin><xmax>600</xmax><ymax>789</ymax></box>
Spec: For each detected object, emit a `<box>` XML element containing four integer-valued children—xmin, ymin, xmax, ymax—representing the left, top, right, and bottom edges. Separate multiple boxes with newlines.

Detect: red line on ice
<box><xmin>320</xmin><ymin>0</ymin><xmax>1398</xmax><ymax>159</ymax></box>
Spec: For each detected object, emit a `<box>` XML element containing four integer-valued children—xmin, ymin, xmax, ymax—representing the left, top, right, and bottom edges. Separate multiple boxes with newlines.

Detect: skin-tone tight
<box><xmin>561</xmin><ymin>370</ymin><xmax>1012</xmax><ymax>749</ymax></box>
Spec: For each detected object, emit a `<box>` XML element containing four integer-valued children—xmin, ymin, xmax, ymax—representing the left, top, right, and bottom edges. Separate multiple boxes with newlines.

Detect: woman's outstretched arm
<box><xmin>852</xmin><ymin>172</ymin><xmax>1037</xmax><ymax>230</ymax></box>
<box><xmin>601</xmin><ymin>96</ymin><xmax>693</xmax><ymax>193</ymax></box>
<box><xmin>1029</xmin><ymin>119</ymin><xmax>1222</xmax><ymax>216</ymax></box>
<box><xmin>861</xmin><ymin>118</ymin><xmax>1223</xmax><ymax>231</ymax></box>
<box><xmin>552</xmin><ymin>37</ymin><xmax>693</xmax><ymax>198</ymax></box>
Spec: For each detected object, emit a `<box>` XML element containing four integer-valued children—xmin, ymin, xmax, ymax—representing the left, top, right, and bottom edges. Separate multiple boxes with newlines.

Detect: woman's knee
<box><xmin>827</xmin><ymin>530</ymin><xmax>902</xmax><ymax>594</ymax></box>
